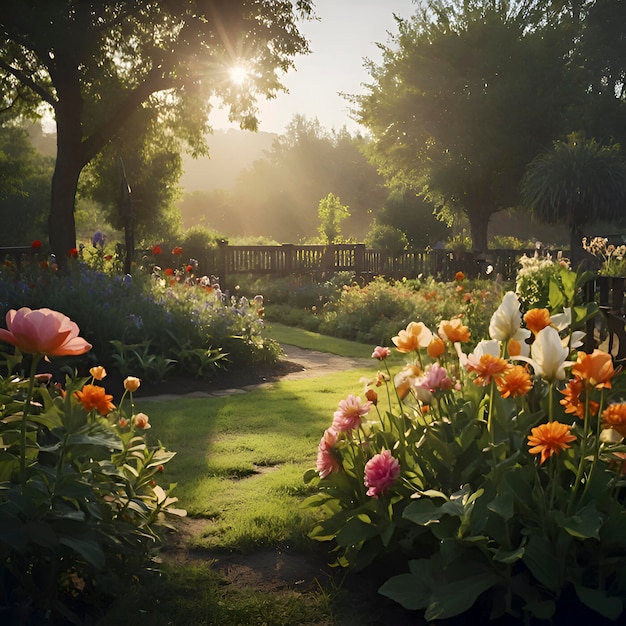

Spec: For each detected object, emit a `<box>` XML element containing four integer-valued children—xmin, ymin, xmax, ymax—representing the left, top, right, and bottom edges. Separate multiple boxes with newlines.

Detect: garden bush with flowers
<box><xmin>0</xmin><ymin>307</ymin><xmax>184</xmax><ymax>623</ymax></box>
<box><xmin>303</xmin><ymin>265</ymin><xmax>626</xmax><ymax>623</ymax></box>
<box><xmin>0</xmin><ymin>241</ymin><xmax>279</xmax><ymax>384</ymax></box>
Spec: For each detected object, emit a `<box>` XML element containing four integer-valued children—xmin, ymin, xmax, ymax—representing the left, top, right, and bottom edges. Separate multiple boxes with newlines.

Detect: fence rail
<box><xmin>203</xmin><ymin>242</ymin><xmax>568</xmax><ymax>284</ymax></box>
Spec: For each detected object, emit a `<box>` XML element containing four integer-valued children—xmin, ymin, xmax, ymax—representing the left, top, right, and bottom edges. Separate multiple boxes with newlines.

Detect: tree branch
<box><xmin>0</xmin><ymin>57</ymin><xmax>56</xmax><ymax>107</ymax></box>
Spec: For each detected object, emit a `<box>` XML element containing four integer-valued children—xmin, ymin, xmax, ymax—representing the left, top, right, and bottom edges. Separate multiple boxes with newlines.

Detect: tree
<box><xmin>0</xmin><ymin>1</ymin><xmax>313</xmax><ymax>261</ymax></box>
<box><xmin>352</xmin><ymin>0</ymin><xmax>576</xmax><ymax>253</ymax></box>
<box><xmin>230</xmin><ymin>115</ymin><xmax>386</xmax><ymax>242</ymax></box>
<box><xmin>521</xmin><ymin>133</ymin><xmax>626</xmax><ymax>266</ymax></box>
<box><xmin>317</xmin><ymin>193</ymin><xmax>350</xmax><ymax>244</ymax></box>
<box><xmin>0</xmin><ymin>123</ymin><xmax>54</xmax><ymax>245</ymax></box>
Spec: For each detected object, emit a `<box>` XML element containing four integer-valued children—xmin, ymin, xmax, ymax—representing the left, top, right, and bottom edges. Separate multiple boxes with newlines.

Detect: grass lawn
<box><xmin>98</xmin><ymin>326</ymin><xmax>403</xmax><ymax>624</ymax></box>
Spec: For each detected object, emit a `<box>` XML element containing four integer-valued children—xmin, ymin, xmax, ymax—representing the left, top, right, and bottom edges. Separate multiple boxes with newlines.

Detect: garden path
<box><xmin>138</xmin><ymin>344</ymin><xmax>373</xmax><ymax>402</ymax></box>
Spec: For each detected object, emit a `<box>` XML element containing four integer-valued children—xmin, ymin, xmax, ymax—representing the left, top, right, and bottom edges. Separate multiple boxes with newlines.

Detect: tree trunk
<box><xmin>48</xmin><ymin>50</ymin><xmax>86</xmax><ymax>264</ymax></box>
<box><xmin>569</xmin><ymin>222</ymin><xmax>585</xmax><ymax>270</ymax></box>
<box><xmin>49</xmin><ymin>150</ymin><xmax>81</xmax><ymax>262</ymax></box>
<box><xmin>467</xmin><ymin>205</ymin><xmax>490</xmax><ymax>254</ymax></box>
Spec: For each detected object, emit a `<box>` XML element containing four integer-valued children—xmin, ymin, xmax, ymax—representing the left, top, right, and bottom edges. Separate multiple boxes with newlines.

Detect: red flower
<box><xmin>172</xmin><ymin>246</ymin><xmax>183</xmax><ymax>256</ymax></box>
<box><xmin>186</xmin><ymin>264</ymin><xmax>193</xmax><ymax>273</ymax></box>
<box><xmin>151</xmin><ymin>245</ymin><xmax>162</xmax><ymax>256</ymax></box>
<box><xmin>164</xmin><ymin>268</ymin><xmax>174</xmax><ymax>276</ymax></box>
<box><xmin>104</xmin><ymin>255</ymin><xmax>113</xmax><ymax>261</ymax></box>
<box><xmin>31</xmin><ymin>240</ymin><xmax>42</xmax><ymax>249</ymax></box>
<box><xmin>68</xmin><ymin>248</ymin><xmax>78</xmax><ymax>258</ymax></box>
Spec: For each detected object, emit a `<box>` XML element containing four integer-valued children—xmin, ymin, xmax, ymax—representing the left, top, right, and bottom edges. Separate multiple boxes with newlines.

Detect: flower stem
<box><xmin>20</xmin><ymin>354</ymin><xmax>42</xmax><ymax>493</ymax></box>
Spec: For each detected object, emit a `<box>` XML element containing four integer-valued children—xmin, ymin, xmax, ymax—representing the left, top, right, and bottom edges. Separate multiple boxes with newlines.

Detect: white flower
<box><xmin>528</xmin><ymin>327</ymin><xmax>572</xmax><ymax>383</ymax></box>
<box><xmin>550</xmin><ymin>307</ymin><xmax>586</xmax><ymax>349</ymax></box>
<box><xmin>489</xmin><ymin>292</ymin><xmax>530</xmax><ymax>344</ymax></box>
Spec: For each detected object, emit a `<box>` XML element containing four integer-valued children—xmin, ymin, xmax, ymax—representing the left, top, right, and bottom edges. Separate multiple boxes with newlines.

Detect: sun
<box><xmin>229</xmin><ymin>65</ymin><xmax>248</xmax><ymax>86</ymax></box>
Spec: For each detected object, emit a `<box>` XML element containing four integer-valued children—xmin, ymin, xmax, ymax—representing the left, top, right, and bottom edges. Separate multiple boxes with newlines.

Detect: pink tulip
<box><xmin>0</xmin><ymin>307</ymin><xmax>92</xmax><ymax>357</ymax></box>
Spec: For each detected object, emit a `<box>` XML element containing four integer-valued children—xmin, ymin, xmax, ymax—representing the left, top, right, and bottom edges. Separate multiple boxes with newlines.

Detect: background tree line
<box><xmin>1</xmin><ymin>0</ymin><xmax>625</xmax><ymax>258</ymax></box>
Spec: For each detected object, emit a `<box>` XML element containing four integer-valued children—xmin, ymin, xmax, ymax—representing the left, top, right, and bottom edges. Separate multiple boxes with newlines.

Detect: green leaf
<box><xmin>403</xmin><ymin>498</ymin><xmax>444</xmax><ymax>526</ymax></box>
<box><xmin>522</xmin><ymin>531</ymin><xmax>560</xmax><ymax>591</ymax></box>
<box><xmin>335</xmin><ymin>514</ymin><xmax>378</xmax><ymax>547</ymax></box>
<box><xmin>575</xmin><ymin>585</ymin><xmax>623</xmax><ymax>620</ymax></box>
<box><xmin>59</xmin><ymin>535</ymin><xmax>105</xmax><ymax>569</ymax></box>
<box><xmin>561</xmin><ymin>503</ymin><xmax>603</xmax><ymax>540</ymax></box>
<box><xmin>378</xmin><ymin>572</ymin><xmax>432</xmax><ymax>611</ymax></box>
<box><xmin>487</xmin><ymin>492</ymin><xmax>514</xmax><ymax>520</ymax></box>
<box><xmin>425</xmin><ymin>571</ymin><xmax>501</xmax><ymax>621</ymax></box>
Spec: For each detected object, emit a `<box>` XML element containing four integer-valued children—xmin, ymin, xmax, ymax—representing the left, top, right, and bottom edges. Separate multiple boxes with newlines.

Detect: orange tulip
<box><xmin>572</xmin><ymin>349</ymin><xmax>615</xmax><ymax>389</ymax></box>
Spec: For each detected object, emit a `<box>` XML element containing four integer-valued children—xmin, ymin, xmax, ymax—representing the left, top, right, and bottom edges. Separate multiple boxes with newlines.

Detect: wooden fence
<box><xmin>203</xmin><ymin>242</ymin><xmax>565</xmax><ymax>284</ymax></box>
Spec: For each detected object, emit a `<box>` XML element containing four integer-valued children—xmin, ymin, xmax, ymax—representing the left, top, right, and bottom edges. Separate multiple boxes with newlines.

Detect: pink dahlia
<box><xmin>364</xmin><ymin>450</ymin><xmax>400</xmax><ymax>498</ymax></box>
<box><xmin>316</xmin><ymin>428</ymin><xmax>341</xmax><ymax>478</ymax></box>
<box><xmin>332</xmin><ymin>395</ymin><xmax>372</xmax><ymax>432</ymax></box>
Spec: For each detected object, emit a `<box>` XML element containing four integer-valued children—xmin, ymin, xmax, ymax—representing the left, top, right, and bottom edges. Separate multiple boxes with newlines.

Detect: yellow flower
<box><xmin>527</xmin><ymin>421</ymin><xmax>576</xmax><ymax>464</ymax></box>
<box><xmin>124</xmin><ymin>376</ymin><xmax>141</xmax><ymax>392</ymax></box>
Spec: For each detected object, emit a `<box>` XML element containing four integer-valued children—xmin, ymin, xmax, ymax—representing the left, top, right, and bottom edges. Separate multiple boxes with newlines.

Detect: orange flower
<box><xmin>601</xmin><ymin>403</ymin><xmax>626</xmax><ymax>438</ymax></box>
<box><xmin>392</xmin><ymin>322</ymin><xmax>433</xmax><ymax>353</ymax></box>
<box><xmin>465</xmin><ymin>353</ymin><xmax>509</xmax><ymax>386</ymax></box>
<box><xmin>75</xmin><ymin>384</ymin><xmax>115</xmax><ymax>415</ymax></box>
<box><xmin>572</xmin><ymin>349</ymin><xmax>615</xmax><ymax>389</ymax></box>
<box><xmin>497</xmin><ymin>365</ymin><xmax>532</xmax><ymax>398</ymax></box>
<box><xmin>560</xmin><ymin>378</ymin><xmax>598</xmax><ymax>419</ymax></box>
<box><xmin>89</xmin><ymin>366</ymin><xmax>107</xmax><ymax>381</ymax></box>
<box><xmin>527</xmin><ymin>421</ymin><xmax>576</xmax><ymax>464</ymax></box>
<box><xmin>427</xmin><ymin>337</ymin><xmax>446</xmax><ymax>358</ymax></box>
<box><xmin>524</xmin><ymin>308</ymin><xmax>552</xmax><ymax>334</ymax></box>
<box><xmin>455</xmin><ymin>271</ymin><xmax>465</xmax><ymax>281</ymax></box>
<box><xmin>507</xmin><ymin>338</ymin><xmax>522</xmax><ymax>357</ymax></box>
<box><xmin>438</xmin><ymin>318</ymin><xmax>470</xmax><ymax>343</ymax></box>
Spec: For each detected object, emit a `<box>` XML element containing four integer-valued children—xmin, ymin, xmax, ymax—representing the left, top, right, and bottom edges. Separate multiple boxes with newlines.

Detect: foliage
<box><xmin>516</xmin><ymin>252</ymin><xmax>571</xmax><ymax>312</ymax></box>
<box><xmin>0</xmin><ymin>258</ymin><xmax>279</xmax><ymax>383</ymax></box>
<box><xmin>317</xmin><ymin>192</ymin><xmax>350</xmax><ymax>245</ymax></box>
<box><xmin>230</xmin><ymin>115</ymin><xmax>387</xmax><ymax>242</ymax></box>
<box><xmin>583</xmin><ymin>236</ymin><xmax>626</xmax><ymax>276</ymax></box>
<box><xmin>236</xmin><ymin>273</ymin><xmax>506</xmax><ymax>349</ymax></box>
<box><xmin>301</xmin><ymin>267</ymin><xmax>626</xmax><ymax>624</ymax></box>
<box><xmin>353</xmin><ymin>0</ymin><xmax>576</xmax><ymax>252</ymax></box>
<box><xmin>0</xmin><ymin>319</ymin><xmax>183</xmax><ymax>624</ymax></box>
<box><xmin>364</xmin><ymin>221</ymin><xmax>409</xmax><ymax>256</ymax></box>
<box><xmin>521</xmin><ymin>133</ymin><xmax>626</xmax><ymax>265</ymax></box>
<box><xmin>0</xmin><ymin>123</ymin><xmax>53</xmax><ymax>245</ymax></box>
<box><xmin>0</xmin><ymin>1</ymin><xmax>314</xmax><ymax>258</ymax></box>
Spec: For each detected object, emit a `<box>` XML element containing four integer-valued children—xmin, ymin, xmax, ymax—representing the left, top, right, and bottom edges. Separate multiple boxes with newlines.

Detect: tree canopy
<box><xmin>0</xmin><ymin>0</ymin><xmax>313</xmax><ymax>259</ymax></box>
<box><xmin>352</xmin><ymin>0</ymin><xmax>582</xmax><ymax>253</ymax></box>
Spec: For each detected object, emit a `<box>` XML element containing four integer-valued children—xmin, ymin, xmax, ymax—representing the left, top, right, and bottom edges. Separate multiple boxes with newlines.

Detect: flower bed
<box><xmin>303</xmin><ymin>266</ymin><xmax>626</xmax><ymax>623</ymax></box>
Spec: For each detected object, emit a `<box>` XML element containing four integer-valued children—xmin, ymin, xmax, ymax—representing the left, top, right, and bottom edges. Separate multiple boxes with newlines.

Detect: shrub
<box><xmin>0</xmin><ymin>259</ymin><xmax>279</xmax><ymax>383</ymax></box>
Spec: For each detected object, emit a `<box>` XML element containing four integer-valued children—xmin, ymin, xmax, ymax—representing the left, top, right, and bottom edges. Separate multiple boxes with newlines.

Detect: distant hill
<box><xmin>180</xmin><ymin>129</ymin><xmax>277</xmax><ymax>192</ymax></box>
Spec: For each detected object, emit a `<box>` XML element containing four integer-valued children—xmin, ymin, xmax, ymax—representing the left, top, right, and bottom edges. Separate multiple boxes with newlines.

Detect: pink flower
<box><xmin>332</xmin><ymin>395</ymin><xmax>372</xmax><ymax>432</ymax></box>
<box><xmin>364</xmin><ymin>450</ymin><xmax>400</xmax><ymax>498</ymax></box>
<box><xmin>316</xmin><ymin>428</ymin><xmax>341</xmax><ymax>478</ymax></box>
<box><xmin>0</xmin><ymin>307</ymin><xmax>92</xmax><ymax>357</ymax></box>
<box><xmin>372</xmin><ymin>346</ymin><xmax>391</xmax><ymax>360</ymax></box>
<box><xmin>134</xmin><ymin>413</ymin><xmax>151</xmax><ymax>429</ymax></box>
<box><xmin>418</xmin><ymin>363</ymin><xmax>453</xmax><ymax>392</ymax></box>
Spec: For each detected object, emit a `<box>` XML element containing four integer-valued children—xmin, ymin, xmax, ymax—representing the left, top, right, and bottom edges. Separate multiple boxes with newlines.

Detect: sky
<box><xmin>212</xmin><ymin>0</ymin><xmax>419</xmax><ymax>135</ymax></box>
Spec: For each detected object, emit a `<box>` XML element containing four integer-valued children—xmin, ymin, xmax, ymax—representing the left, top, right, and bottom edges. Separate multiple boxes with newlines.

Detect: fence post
<box><xmin>217</xmin><ymin>239</ymin><xmax>228</xmax><ymax>286</ymax></box>
<box><xmin>354</xmin><ymin>244</ymin><xmax>365</xmax><ymax>279</ymax></box>
<box><xmin>282</xmin><ymin>243</ymin><xmax>294</xmax><ymax>275</ymax></box>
